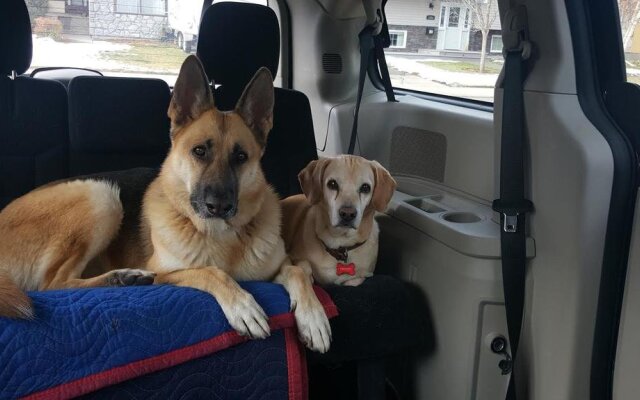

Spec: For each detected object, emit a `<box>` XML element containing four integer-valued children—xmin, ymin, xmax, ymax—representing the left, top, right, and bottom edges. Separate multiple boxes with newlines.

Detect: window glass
<box><xmin>384</xmin><ymin>0</ymin><xmax>503</xmax><ymax>103</ymax></box>
<box><xmin>490</xmin><ymin>35</ymin><xmax>502</xmax><ymax>53</ymax></box>
<box><xmin>619</xmin><ymin>0</ymin><xmax>640</xmax><ymax>85</ymax></box>
<box><xmin>389</xmin><ymin>30</ymin><xmax>407</xmax><ymax>48</ymax></box>
<box><xmin>24</xmin><ymin>0</ymin><xmax>274</xmax><ymax>87</ymax></box>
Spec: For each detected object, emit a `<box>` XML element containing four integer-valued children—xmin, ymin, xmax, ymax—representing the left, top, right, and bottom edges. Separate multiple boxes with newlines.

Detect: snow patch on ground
<box><xmin>31</xmin><ymin>36</ymin><xmax>133</xmax><ymax>71</ymax></box>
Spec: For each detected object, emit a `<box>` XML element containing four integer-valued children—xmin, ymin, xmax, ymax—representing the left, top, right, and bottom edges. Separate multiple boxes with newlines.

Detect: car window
<box><xmin>24</xmin><ymin>0</ymin><xmax>275</xmax><ymax>87</ymax></box>
<box><xmin>619</xmin><ymin>0</ymin><xmax>640</xmax><ymax>84</ymax></box>
<box><xmin>384</xmin><ymin>0</ymin><xmax>502</xmax><ymax>103</ymax></box>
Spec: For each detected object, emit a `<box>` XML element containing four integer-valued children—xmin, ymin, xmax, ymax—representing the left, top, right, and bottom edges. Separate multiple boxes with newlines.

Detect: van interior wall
<box><xmin>500</xmin><ymin>0</ymin><xmax>613</xmax><ymax>399</ymax></box>
<box><xmin>288</xmin><ymin>0</ymin><xmax>616</xmax><ymax>399</ymax></box>
<box><xmin>288</xmin><ymin>0</ymin><xmax>368</xmax><ymax>150</ymax></box>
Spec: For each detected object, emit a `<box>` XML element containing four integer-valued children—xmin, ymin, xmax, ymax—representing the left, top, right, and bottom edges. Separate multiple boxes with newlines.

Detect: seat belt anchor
<box><xmin>492</xmin><ymin>199</ymin><xmax>533</xmax><ymax>233</ymax></box>
<box><xmin>502</xmin><ymin>5</ymin><xmax>532</xmax><ymax>60</ymax></box>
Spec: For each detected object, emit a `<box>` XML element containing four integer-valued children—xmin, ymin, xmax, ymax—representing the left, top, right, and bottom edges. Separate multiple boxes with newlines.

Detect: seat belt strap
<box><xmin>348</xmin><ymin>1</ymin><xmax>396</xmax><ymax>155</ymax></box>
<box><xmin>348</xmin><ymin>26</ymin><xmax>375</xmax><ymax>155</ymax></box>
<box><xmin>374</xmin><ymin>35</ymin><xmax>396</xmax><ymax>103</ymax></box>
<box><xmin>491</xmin><ymin>6</ymin><xmax>532</xmax><ymax>400</ymax></box>
<box><xmin>375</xmin><ymin>0</ymin><xmax>396</xmax><ymax>103</ymax></box>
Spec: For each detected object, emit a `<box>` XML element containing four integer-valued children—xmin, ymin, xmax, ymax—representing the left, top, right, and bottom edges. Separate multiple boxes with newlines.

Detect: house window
<box><xmin>439</xmin><ymin>6</ymin><xmax>446</xmax><ymax>27</ymax></box>
<box><xmin>464</xmin><ymin>8</ymin><xmax>470</xmax><ymax>28</ymax></box>
<box><xmin>389</xmin><ymin>30</ymin><xmax>408</xmax><ymax>49</ymax></box>
<box><xmin>115</xmin><ymin>0</ymin><xmax>165</xmax><ymax>15</ymax></box>
<box><xmin>490</xmin><ymin>34</ymin><xmax>503</xmax><ymax>53</ymax></box>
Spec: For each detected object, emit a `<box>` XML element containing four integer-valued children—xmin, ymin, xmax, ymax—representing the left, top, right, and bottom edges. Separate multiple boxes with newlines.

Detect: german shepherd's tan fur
<box><xmin>0</xmin><ymin>56</ymin><xmax>331</xmax><ymax>353</ymax></box>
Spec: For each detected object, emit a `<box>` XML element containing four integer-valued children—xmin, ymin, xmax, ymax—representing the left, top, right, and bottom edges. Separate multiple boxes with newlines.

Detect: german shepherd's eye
<box><xmin>192</xmin><ymin>145</ymin><xmax>207</xmax><ymax>158</ymax></box>
<box><xmin>327</xmin><ymin>179</ymin><xmax>339</xmax><ymax>191</ymax></box>
<box><xmin>360</xmin><ymin>183</ymin><xmax>371</xmax><ymax>194</ymax></box>
<box><xmin>235</xmin><ymin>151</ymin><xmax>248</xmax><ymax>164</ymax></box>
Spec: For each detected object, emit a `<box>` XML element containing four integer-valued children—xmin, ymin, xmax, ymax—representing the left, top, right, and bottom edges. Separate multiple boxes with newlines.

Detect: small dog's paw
<box><xmin>295</xmin><ymin>300</ymin><xmax>332</xmax><ymax>353</ymax></box>
<box><xmin>107</xmin><ymin>269</ymin><xmax>156</xmax><ymax>287</ymax></box>
<box><xmin>223</xmin><ymin>290</ymin><xmax>270</xmax><ymax>339</ymax></box>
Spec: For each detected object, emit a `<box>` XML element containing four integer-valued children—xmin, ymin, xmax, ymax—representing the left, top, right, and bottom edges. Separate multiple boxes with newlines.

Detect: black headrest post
<box><xmin>197</xmin><ymin>3</ymin><xmax>279</xmax><ymax>91</ymax></box>
<box><xmin>1</xmin><ymin>0</ymin><xmax>33</xmax><ymax>77</ymax></box>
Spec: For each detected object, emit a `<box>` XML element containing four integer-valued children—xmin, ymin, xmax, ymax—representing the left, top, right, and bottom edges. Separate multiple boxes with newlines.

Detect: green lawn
<box><xmin>420</xmin><ymin>60</ymin><xmax>502</xmax><ymax>74</ymax></box>
<box><xmin>99</xmin><ymin>42</ymin><xmax>187</xmax><ymax>73</ymax></box>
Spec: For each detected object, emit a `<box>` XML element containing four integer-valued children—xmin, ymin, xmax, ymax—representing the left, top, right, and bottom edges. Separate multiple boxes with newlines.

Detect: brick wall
<box><xmin>468</xmin><ymin>29</ymin><xmax>502</xmax><ymax>53</ymax></box>
<box><xmin>387</xmin><ymin>24</ymin><xmax>438</xmax><ymax>53</ymax></box>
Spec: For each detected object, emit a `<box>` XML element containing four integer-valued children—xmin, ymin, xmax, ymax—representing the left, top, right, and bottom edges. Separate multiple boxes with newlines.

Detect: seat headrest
<box><xmin>0</xmin><ymin>0</ymin><xmax>32</xmax><ymax>75</ymax></box>
<box><xmin>197</xmin><ymin>2</ymin><xmax>279</xmax><ymax>88</ymax></box>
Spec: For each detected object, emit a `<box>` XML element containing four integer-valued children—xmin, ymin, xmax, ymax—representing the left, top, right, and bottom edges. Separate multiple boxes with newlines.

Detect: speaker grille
<box><xmin>389</xmin><ymin>126</ymin><xmax>447</xmax><ymax>182</ymax></box>
<box><xmin>322</xmin><ymin>53</ymin><xmax>343</xmax><ymax>74</ymax></box>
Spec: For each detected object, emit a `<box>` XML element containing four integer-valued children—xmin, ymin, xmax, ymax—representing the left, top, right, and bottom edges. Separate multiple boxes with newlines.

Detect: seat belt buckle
<box><xmin>502</xmin><ymin>5</ymin><xmax>532</xmax><ymax>60</ymax></box>
<box><xmin>492</xmin><ymin>199</ymin><xmax>533</xmax><ymax>233</ymax></box>
<box><xmin>503</xmin><ymin>214</ymin><xmax>519</xmax><ymax>233</ymax></box>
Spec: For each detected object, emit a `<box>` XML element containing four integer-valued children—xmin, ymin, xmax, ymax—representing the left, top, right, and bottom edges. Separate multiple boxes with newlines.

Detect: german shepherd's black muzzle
<box><xmin>191</xmin><ymin>173</ymin><xmax>238</xmax><ymax>220</ymax></box>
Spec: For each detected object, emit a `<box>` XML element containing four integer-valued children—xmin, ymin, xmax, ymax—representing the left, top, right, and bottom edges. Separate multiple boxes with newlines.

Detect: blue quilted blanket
<box><xmin>0</xmin><ymin>283</ymin><xmax>336</xmax><ymax>400</ymax></box>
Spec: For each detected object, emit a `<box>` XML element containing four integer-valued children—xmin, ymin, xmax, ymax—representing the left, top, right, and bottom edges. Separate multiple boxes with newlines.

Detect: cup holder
<box><xmin>406</xmin><ymin>198</ymin><xmax>446</xmax><ymax>213</ymax></box>
<box><xmin>441</xmin><ymin>211</ymin><xmax>482</xmax><ymax>223</ymax></box>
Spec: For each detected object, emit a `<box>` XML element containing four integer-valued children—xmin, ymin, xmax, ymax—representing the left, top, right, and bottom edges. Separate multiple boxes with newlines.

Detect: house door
<box><xmin>444</xmin><ymin>6</ymin><xmax>463</xmax><ymax>49</ymax></box>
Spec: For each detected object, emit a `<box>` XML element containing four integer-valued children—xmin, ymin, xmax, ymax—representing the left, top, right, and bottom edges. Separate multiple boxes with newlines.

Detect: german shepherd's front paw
<box><xmin>294</xmin><ymin>299</ymin><xmax>332</xmax><ymax>353</ymax></box>
<box><xmin>221</xmin><ymin>289</ymin><xmax>271</xmax><ymax>339</ymax></box>
<box><xmin>107</xmin><ymin>269</ymin><xmax>156</xmax><ymax>286</ymax></box>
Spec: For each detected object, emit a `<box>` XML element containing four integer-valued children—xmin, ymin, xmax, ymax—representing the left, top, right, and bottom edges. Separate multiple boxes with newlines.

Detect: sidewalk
<box><xmin>386</xmin><ymin>55</ymin><xmax>500</xmax><ymax>88</ymax></box>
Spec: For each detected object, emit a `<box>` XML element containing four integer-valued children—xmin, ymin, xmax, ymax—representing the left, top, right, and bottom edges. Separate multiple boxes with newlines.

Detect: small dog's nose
<box><xmin>339</xmin><ymin>206</ymin><xmax>357</xmax><ymax>222</ymax></box>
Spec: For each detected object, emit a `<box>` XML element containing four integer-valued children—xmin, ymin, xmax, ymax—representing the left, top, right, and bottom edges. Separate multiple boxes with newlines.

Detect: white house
<box><xmin>385</xmin><ymin>0</ymin><xmax>502</xmax><ymax>53</ymax></box>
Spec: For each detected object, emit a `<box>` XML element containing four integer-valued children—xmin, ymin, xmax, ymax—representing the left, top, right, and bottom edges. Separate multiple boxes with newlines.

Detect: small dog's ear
<box><xmin>235</xmin><ymin>67</ymin><xmax>274</xmax><ymax>148</ymax></box>
<box><xmin>370</xmin><ymin>161</ymin><xmax>397</xmax><ymax>212</ymax></box>
<box><xmin>168</xmin><ymin>55</ymin><xmax>214</xmax><ymax>135</ymax></box>
<box><xmin>298</xmin><ymin>158</ymin><xmax>330</xmax><ymax>204</ymax></box>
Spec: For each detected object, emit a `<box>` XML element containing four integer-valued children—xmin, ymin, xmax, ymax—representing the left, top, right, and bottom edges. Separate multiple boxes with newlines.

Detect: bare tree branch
<box><xmin>451</xmin><ymin>0</ymin><xmax>500</xmax><ymax>72</ymax></box>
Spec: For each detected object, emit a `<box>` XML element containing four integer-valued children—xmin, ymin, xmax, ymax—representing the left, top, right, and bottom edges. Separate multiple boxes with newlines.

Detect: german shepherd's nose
<box><xmin>202</xmin><ymin>185</ymin><xmax>237</xmax><ymax>219</ymax></box>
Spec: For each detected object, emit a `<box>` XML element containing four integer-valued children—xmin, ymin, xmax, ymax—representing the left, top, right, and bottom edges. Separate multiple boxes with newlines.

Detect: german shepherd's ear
<box><xmin>370</xmin><ymin>160</ymin><xmax>397</xmax><ymax>212</ymax></box>
<box><xmin>235</xmin><ymin>67</ymin><xmax>274</xmax><ymax>148</ymax></box>
<box><xmin>168</xmin><ymin>55</ymin><xmax>214</xmax><ymax>135</ymax></box>
<box><xmin>298</xmin><ymin>158</ymin><xmax>331</xmax><ymax>205</ymax></box>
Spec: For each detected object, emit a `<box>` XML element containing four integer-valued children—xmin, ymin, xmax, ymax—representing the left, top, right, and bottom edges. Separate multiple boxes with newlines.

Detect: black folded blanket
<box><xmin>308</xmin><ymin>275</ymin><xmax>434</xmax><ymax>400</ymax></box>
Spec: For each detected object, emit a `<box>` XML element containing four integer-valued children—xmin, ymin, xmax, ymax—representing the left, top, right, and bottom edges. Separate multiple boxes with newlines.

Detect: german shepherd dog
<box><xmin>0</xmin><ymin>56</ymin><xmax>331</xmax><ymax>353</ymax></box>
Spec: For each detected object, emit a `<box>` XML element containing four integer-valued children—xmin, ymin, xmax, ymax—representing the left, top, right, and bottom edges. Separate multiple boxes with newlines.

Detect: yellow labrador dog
<box><xmin>281</xmin><ymin>155</ymin><xmax>396</xmax><ymax>286</ymax></box>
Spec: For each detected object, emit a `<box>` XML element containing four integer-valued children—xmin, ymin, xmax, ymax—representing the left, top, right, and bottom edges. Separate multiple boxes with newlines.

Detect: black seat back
<box><xmin>67</xmin><ymin>76</ymin><xmax>171</xmax><ymax>176</ymax></box>
<box><xmin>197</xmin><ymin>2</ymin><xmax>317</xmax><ymax>198</ymax></box>
<box><xmin>0</xmin><ymin>0</ymin><xmax>69</xmax><ymax>208</ymax></box>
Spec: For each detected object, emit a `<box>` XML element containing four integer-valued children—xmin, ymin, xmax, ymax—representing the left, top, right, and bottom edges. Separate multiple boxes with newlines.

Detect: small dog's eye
<box><xmin>360</xmin><ymin>183</ymin><xmax>371</xmax><ymax>194</ymax></box>
<box><xmin>236</xmin><ymin>151</ymin><xmax>248</xmax><ymax>164</ymax></box>
<box><xmin>327</xmin><ymin>179</ymin><xmax>339</xmax><ymax>191</ymax></box>
<box><xmin>192</xmin><ymin>145</ymin><xmax>207</xmax><ymax>158</ymax></box>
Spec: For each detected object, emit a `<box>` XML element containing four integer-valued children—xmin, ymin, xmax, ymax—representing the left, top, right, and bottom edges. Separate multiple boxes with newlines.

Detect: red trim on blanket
<box><xmin>22</xmin><ymin>288</ymin><xmax>338</xmax><ymax>400</ymax></box>
<box><xmin>286</xmin><ymin>329</ymin><xmax>303</xmax><ymax>400</ymax></box>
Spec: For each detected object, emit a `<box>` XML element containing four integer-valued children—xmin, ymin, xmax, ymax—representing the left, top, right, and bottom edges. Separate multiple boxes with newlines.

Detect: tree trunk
<box><xmin>479</xmin><ymin>30</ymin><xmax>489</xmax><ymax>73</ymax></box>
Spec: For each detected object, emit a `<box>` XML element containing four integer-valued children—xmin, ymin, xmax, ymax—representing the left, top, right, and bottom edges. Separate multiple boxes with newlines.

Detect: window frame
<box><xmin>114</xmin><ymin>0</ymin><xmax>166</xmax><ymax>17</ymax></box>
<box><xmin>388</xmin><ymin>30</ymin><xmax>408</xmax><ymax>49</ymax></box>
